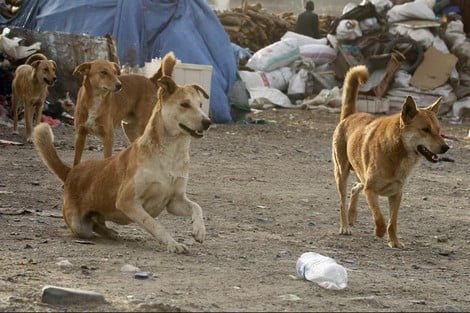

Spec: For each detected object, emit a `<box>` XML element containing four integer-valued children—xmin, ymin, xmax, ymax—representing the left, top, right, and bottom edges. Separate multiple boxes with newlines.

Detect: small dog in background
<box><xmin>332</xmin><ymin>65</ymin><xmax>449</xmax><ymax>248</ymax></box>
<box><xmin>11</xmin><ymin>53</ymin><xmax>57</xmax><ymax>142</ymax></box>
<box><xmin>33</xmin><ymin>51</ymin><xmax>212</xmax><ymax>253</ymax></box>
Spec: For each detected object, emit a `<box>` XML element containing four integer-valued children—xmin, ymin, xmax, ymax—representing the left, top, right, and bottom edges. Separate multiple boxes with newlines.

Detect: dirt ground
<box><xmin>0</xmin><ymin>107</ymin><xmax>469</xmax><ymax>312</ymax></box>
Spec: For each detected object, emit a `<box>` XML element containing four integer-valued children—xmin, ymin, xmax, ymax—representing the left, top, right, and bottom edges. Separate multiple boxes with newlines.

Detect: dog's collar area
<box><xmin>417</xmin><ymin>145</ymin><xmax>439</xmax><ymax>163</ymax></box>
<box><xmin>179</xmin><ymin>123</ymin><xmax>203</xmax><ymax>138</ymax></box>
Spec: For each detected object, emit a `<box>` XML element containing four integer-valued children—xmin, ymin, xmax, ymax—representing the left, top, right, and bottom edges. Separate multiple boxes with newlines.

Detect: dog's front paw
<box><xmin>26</xmin><ymin>136</ymin><xmax>33</xmax><ymax>143</ymax></box>
<box><xmin>388</xmin><ymin>239</ymin><xmax>405</xmax><ymax>249</ymax></box>
<box><xmin>339</xmin><ymin>226</ymin><xmax>352</xmax><ymax>235</ymax></box>
<box><xmin>192</xmin><ymin>220</ymin><xmax>205</xmax><ymax>243</ymax></box>
<box><xmin>167</xmin><ymin>241</ymin><xmax>189</xmax><ymax>254</ymax></box>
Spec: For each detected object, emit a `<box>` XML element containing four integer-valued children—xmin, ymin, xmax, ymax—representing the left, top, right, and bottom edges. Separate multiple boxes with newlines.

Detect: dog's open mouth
<box><xmin>417</xmin><ymin>145</ymin><xmax>439</xmax><ymax>163</ymax></box>
<box><xmin>44</xmin><ymin>78</ymin><xmax>55</xmax><ymax>86</ymax></box>
<box><xmin>179</xmin><ymin>123</ymin><xmax>204</xmax><ymax>138</ymax></box>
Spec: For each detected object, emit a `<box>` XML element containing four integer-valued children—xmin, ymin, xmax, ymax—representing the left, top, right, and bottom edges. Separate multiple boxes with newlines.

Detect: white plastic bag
<box><xmin>248</xmin><ymin>87</ymin><xmax>296</xmax><ymax>109</ymax></box>
<box><xmin>287</xmin><ymin>68</ymin><xmax>308</xmax><ymax>95</ymax></box>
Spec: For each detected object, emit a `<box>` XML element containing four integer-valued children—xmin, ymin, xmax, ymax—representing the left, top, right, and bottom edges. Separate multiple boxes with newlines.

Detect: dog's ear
<box><xmin>157</xmin><ymin>75</ymin><xmax>177</xmax><ymax>95</ymax></box>
<box><xmin>112</xmin><ymin>62</ymin><xmax>121</xmax><ymax>75</ymax></box>
<box><xmin>30</xmin><ymin>60</ymin><xmax>41</xmax><ymax>69</ymax></box>
<box><xmin>49</xmin><ymin>60</ymin><xmax>57</xmax><ymax>71</ymax></box>
<box><xmin>425</xmin><ymin>96</ymin><xmax>443</xmax><ymax>114</ymax></box>
<box><xmin>73</xmin><ymin>63</ymin><xmax>91</xmax><ymax>76</ymax></box>
<box><xmin>401</xmin><ymin>96</ymin><xmax>418</xmax><ymax>124</ymax></box>
<box><xmin>192</xmin><ymin>84</ymin><xmax>209</xmax><ymax>99</ymax></box>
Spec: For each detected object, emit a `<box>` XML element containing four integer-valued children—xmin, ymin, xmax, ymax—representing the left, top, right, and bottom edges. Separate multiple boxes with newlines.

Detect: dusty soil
<box><xmin>0</xmin><ymin>108</ymin><xmax>469</xmax><ymax>312</ymax></box>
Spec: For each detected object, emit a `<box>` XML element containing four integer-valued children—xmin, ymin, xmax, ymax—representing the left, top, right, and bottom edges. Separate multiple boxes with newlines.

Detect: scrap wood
<box><xmin>0</xmin><ymin>139</ymin><xmax>23</xmax><ymax>147</ymax></box>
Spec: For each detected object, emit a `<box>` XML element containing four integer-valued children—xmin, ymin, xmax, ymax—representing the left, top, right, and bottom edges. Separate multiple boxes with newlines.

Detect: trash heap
<box><xmin>228</xmin><ymin>0</ymin><xmax>470</xmax><ymax>122</ymax></box>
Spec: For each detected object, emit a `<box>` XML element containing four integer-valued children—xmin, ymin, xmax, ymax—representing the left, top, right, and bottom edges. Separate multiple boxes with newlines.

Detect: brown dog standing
<box><xmin>33</xmin><ymin>52</ymin><xmax>212</xmax><ymax>253</ymax></box>
<box><xmin>11</xmin><ymin>53</ymin><xmax>57</xmax><ymax>142</ymax></box>
<box><xmin>72</xmin><ymin>55</ymin><xmax>174</xmax><ymax>165</ymax></box>
<box><xmin>332</xmin><ymin>65</ymin><xmax>449</xmax><ymax>248</ymax></box>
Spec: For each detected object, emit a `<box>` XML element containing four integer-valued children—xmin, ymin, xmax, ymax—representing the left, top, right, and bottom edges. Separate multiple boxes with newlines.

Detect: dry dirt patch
<box><xmin>0</xmin><ymin>108</ymin><xmax>469</xmax><ymax>312</ymax></box>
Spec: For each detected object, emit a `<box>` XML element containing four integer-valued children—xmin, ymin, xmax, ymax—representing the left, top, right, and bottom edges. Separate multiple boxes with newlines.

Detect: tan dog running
<box><xmin>32</xmin><ymin>52</ymin><xmax>212</xmax><ymax>253</ymax></box>
<box><xmin>72</xmin><ymin>55</ymin><xmax>172</xmax><ymax>165</ymax></box>
<box><xmin>11</xmin><ymin>53</ymin><xmax>57</xmax><ymax>142</ymax></box>
<box><xmin>332</xmin><ymin>65</ymin><xmax>449</xmax><ymax>248</ymax></box>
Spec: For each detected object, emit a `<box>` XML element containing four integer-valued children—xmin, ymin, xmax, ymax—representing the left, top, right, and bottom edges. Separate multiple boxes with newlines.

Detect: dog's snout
<box><xmin>202</xmin><ymin>118</ymin><xmax>212</xmax><ymax>130</ymax></box>
<box><xmin>115</xmin><ymin>82</ymin><xmax>122</xmax><ymax>91</ymax></box>
<box><xmin>440</xmin><ymin>144</ymin><xmax>449</xmax><ymax>154</ymax></box>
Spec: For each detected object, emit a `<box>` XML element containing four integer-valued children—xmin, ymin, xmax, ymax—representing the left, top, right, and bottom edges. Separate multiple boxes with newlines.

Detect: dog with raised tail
<box><xmin>332</xmin><ymin>65</ymin><xmax>450</xmax><ymax>248</ymax></box>
<box><xmin>33</xmin><ymin>51</ymin><xmax>211</xmax><ymax>253</ymax></box>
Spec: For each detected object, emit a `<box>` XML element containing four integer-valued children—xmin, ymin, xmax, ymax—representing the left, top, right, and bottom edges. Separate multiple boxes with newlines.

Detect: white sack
<box><xmin>246</xmin><ymin>38</ymin><xmax>300</xmax><ymax>72</ymax></box>
<box><xmin>238</xmin><ymin>67</ymin><xmax>292</xmax><ymax>91</ymax></box>
<box><xmin>336</xmin><ymin>20</ymin><xmax>362</xmax><ymax>41</ymax></box>
<box><xmin>281</xmin><ymin>31</ymin><xmax>328</xmax><ymax>47</ymax></box>
<box><xmin>386</xmin><ymin>0</ymin><xmax>436</xmax><ymax>23</ymax></box>
<box><xmin>299</xmin><ymin>44</ymin><xmax>336</xmax><ymax>65</ymax></box>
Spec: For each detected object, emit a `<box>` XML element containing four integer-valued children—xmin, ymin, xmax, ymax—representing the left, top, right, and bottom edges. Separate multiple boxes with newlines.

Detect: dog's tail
<box><xmin>24</xmin><ymin>53</ymin><xmax>48</xmax><ymax>65</ymax></box>
<box><xmin>340</xmin><ymin>65</ymin><xmax>369</xmax><ymax>121</ymax></box>
<box><xmin>32</xmin><ymin>123</ymin><xmax>71</xmax><ymax>183</ymax></box>
<box><xmin>149</xmin><ymin>51</ymin><xmax>177</xmax><ymax>85</ymax></box>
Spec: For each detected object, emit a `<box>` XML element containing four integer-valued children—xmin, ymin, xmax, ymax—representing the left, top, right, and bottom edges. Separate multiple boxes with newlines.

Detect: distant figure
<box><xmin>295</xmin><ymin>0</ymin><xmax>320</xmax><ymax>39</ymax></box>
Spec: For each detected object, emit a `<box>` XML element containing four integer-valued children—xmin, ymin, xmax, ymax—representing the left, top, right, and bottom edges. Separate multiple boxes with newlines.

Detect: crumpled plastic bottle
<box><xmin>296</xmin><ymin>252</ymin><xmax>348</xmax><ymax>290</ymax></box>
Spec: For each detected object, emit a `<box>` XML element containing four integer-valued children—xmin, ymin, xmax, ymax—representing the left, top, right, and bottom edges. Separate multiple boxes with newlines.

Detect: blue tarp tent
<box><xmin>0</xmin><ymin>0</ymin><xmax>236</xmax><ymax>123</ymax></box>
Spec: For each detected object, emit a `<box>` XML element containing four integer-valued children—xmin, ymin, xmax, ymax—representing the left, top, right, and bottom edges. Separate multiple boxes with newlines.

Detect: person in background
<box><xmin>295</xmin><ymin>0</ymin><xmax>320</xmax><ymax>39</ymax></box>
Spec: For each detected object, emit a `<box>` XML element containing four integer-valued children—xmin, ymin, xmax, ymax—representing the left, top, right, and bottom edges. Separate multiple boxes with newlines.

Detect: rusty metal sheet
<box><xmin>7</xmin><ymin>26</ymin><xmax>117</xmax><ymax>103</ymax></box>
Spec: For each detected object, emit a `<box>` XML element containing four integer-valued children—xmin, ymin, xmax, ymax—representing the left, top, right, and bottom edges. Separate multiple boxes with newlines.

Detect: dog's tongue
<box><xmin>417</xmin><ymin>145</ymin><xmax>438</xmax><ymax>163</ymax></box>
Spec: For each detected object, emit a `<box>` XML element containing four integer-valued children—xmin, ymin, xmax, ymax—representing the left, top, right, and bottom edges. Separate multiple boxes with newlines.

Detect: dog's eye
<box><xmin>100</xmin><ymin>71</ymin><xmax>108</xmax><ymax>75</ymax></box>
<box><xmin>199</xmin><ymin>103</ymin><xmax>202</xmax><ymax>109</ymax></box>
<box><xmin>422</xmin><ymin>127</ymin><xmax>431</xmax><ymax>133</ymax></box>
<box><xmin>181</xmin><ymin>102</ymin><xmax>190</xmax><ymax>108</ymax></box>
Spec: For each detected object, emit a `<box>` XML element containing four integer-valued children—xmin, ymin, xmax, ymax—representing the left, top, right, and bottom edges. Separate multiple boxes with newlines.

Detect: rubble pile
<box><xmin>231</xmin><ymin>0</ymin><xmax>470</xmax><ymax>123</ymax></box>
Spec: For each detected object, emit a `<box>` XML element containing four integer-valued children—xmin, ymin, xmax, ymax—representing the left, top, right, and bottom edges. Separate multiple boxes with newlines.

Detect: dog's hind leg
<box><xmin>24</xmin><ymin>101</ymin><xmax>34</xmax><ymax>142</ymax></box>
<box><xmin>167</xmin><ymin>195</ymin><xmax>206</xmax><ymax>243</ymax></box>
<box><xmin>348</xmin><ymin>182</ymin><xmax>363</xmax><ymax>226</ymax></box>
<box><xmin>91</xmin><ymin>214</ymin><xmax>119</xmax><ymax>239</ymax></box>
<box><xmin>333</xmin><ymin>151</ymin><xmax>352</xmax><ymax>235</ymax></box>
<box><xmin>387</xmin><ymin>192</ymin><xmax>404</xmax><ymax>248</ymax></box>
<box><xmin>363</xmin><ymin>188</ymin><xmax>386</xmax><ymax>238</ymax></box>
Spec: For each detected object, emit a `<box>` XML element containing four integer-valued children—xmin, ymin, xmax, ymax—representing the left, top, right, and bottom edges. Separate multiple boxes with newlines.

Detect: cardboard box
<box><xmin>357</xmin><ymin>96</ymin><xmax>390</xmax><ymax>113</ymax></box>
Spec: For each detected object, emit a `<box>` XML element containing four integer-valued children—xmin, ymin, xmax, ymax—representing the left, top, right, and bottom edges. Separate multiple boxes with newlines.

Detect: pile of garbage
<box><xmin>231</xmin><ymin>0</ymin><xmax>470</xmax><ymax>122</ymax></box>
